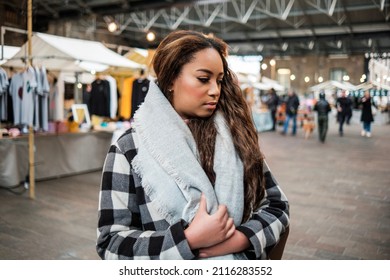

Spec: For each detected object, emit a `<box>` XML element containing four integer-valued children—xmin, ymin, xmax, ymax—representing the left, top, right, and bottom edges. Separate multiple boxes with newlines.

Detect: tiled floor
<box><xmin>0</xmin><ymin>111</ymin><xmax>389</xmax><ymax>260</ymax></box>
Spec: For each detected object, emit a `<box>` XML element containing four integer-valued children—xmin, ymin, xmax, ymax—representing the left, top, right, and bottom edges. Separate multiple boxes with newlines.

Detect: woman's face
<box><xmin>171</xmin><ymin>48</ymin><xmax>224</xmax><ymax>120</ymax></box>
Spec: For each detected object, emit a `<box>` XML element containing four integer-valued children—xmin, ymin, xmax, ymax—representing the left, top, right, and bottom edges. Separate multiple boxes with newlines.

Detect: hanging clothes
<box><xmin>48</xmin><ymin>74</ymin><xmax>64</xmax><ymax>122</ymax></box>
<box><xmin>105</xmin><ymin>75</ymin><xmax>118</xmax><ymax>119</ymax></box>
<box><xmin>0</xmin><ymin>67</ymin><xmax>9</xmax><ymax>121</ymax></box>
<box><xmin>89</xmin><ymin>77</ymin><xmax>111</xmax><ymax>117</ymax></box>
<box><xmin>119</xmin><ymin>76</ymin><xmax>134</xmax><ymax>120</ymax></box>
<box><xmin>33</xmin><ymin>66</ymin><xmax>50</xmax><ymax>131</ymax></box>
<box><xmin>33</xmin><ymin>66</ymin><xmax>42</xmax><ymax>130</ymax></box>
<box><xmin>9</xmin><ymin>66</ymin><xmax>37</xmax><ymax>126</ymax></box>
<box><xmin>131</xmin><ymin>76</ymin><xmax>150</xmax><ymax>119</ymax></box>
<box><xmin>6</xmin><ymin>66</ymin><xmax>50</xmax><ymax>130</ymax></box>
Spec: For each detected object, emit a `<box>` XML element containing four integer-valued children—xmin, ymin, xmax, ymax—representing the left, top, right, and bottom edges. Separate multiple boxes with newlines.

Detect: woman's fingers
<box><xmin>198</xmin><ymin>193</ymin><xmax>207</xmax><ymax>213</ymax></box>
<box><xmin>225</xmin><ymin>218</ymin><xmax>235</xmax><ymax>239</ymax></box>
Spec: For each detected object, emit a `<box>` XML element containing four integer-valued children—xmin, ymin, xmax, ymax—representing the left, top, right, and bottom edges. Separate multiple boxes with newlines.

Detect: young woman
<box><xmin>96</xmin><ymin>30</ymin><xmax>289</xmax><ymax>260</ymax></box>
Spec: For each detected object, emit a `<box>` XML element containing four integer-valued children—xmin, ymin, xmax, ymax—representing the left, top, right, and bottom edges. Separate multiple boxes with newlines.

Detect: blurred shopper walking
<box><xmin>265</xmin><ymin>88</ymin><xmax>279</xmax><ymax>131</ymax></box>
<box><xmin>336</xmin><ymin>90</ymin><xmax>353</xmax><ymax>136</ymax></box>
<box><xmin>281</xmin><ymin>90</ymin><xmax>300</xmax><ymax>136</ymax></box>
<box><xmin>346</xmin><ymin>93</ymin><xmax>354</xmax><ymax>125</ymax></box>
<box><xmin>314</xmin><ymin>92</ymin><xmax>332</xmax><ymax>143</ymax></box>
<box><xmin>359</xmin><ymin>90</ymin><xmax>375</xmax><ymax>138</ymax></box>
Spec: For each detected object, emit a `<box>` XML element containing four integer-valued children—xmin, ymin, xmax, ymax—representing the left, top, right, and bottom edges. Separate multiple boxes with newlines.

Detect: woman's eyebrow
<box><xmin>196</xmin><ymin>69</ymin><xmax>224</xmax><ymax>76</ymax></box>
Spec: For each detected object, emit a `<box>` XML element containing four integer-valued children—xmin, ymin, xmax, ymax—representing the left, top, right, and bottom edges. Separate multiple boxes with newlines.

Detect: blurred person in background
<box><xmin>346</xmin><ymin>92</ymin><xmax>354</xmax><ymax>125</ymax></box>
<box><xmin>281</xmin><ymin>89</ymin><xmax>300</xmax><ymax>136</ymax></box>
<box><xmin>359</xmin><ymin>90</ymin><xmax>375</xmax><ymax>138</ymax></box>
<box><xmin>336</xmin><ymin>90</ymin><xmax>353</xmax><ymax>136</ymax></box>
<box><xmin>314</xmin><ymin>92</ymin><xmax>332</xmax><ymax>143</ymax></box>
<box><xmin>265</xmin><ymin>88</ymin><xmax>279</xmax><ymax>131</ymax></box>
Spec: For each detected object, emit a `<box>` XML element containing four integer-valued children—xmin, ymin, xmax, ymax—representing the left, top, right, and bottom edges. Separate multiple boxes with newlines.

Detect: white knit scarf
<box><xmin>132</xmin><ymin>81</ymin><xmax>246</xmax><ymax>259</ymax></box>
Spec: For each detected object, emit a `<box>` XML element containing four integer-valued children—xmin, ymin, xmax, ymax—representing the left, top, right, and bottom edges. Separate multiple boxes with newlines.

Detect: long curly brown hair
<box><xmin>152</xmin><ymin>30</ymin><xmax>264</xmax><ymax>222</ymax></box>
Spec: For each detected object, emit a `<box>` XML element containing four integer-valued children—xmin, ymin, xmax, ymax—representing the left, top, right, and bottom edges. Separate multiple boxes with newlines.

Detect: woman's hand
<box><xmin>198</xmin><ymin>230</ymin><xmax>250</xmax><ymax>258</ymax></box>
<box><xmin>184</xmin><ymin>194</ymin><xmax>235</xmax><ymax>250</ymax></box>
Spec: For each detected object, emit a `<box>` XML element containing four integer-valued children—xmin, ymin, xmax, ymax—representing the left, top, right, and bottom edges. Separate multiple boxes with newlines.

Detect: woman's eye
<box><xmin>198</xmin><ymin>77</ymin><xmax>209</xmax><ymax>83</ymax></box>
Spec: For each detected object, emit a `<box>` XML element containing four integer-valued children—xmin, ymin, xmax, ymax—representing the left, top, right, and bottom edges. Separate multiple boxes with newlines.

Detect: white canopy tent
<box><xmin>0</xmin><ymin>45</ymin><xmax>21</xmax><ymax>65</ymax></box>
<box><xmin>309</xmin><ymin>80</ymin><xmax>357</xmax><ymax>99</ymax></box>
<box><xmin>255</xmin><ymin>76</ymin><xmax>285</xmax><ymax>92</ymax></box>
<box><xmin>3</xmin><ymin>32</ymin><xmax>142</xmax><ymax>72</ymax></box>
<box><xmin>309</xmin><ymin>80</ymin><xmax>356</xmax><ymax>93</ymax></box>
<box><xmin>240</xmin><ymin>76</ymin><xmax>285</xmax><ymax>93</ymax></box>
<box><xmin>353</xmin><ymin>82</ymin><xmax>390</xmax><ymax>92</ymax></box>
<box><xmin>124</xmin><ymin>47</ymin><xmax>149</xmax><ymax>65</ymax></box>
<box><xmin>355</xmin><ymin>82</ymin><xmax>375</xmax><ymax>91</ymax></box>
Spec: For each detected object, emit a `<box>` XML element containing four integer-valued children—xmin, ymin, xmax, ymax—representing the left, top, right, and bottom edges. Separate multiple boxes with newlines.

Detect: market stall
<box><xmin>0</xmin><ymin>33</ymin><xmax>142</xmax><ymax>190</ymax></box>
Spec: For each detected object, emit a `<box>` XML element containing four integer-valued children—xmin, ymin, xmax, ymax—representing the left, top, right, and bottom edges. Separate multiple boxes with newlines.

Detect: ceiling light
<box><xmin>304</xmin><ymin>76</ymin><xmax>310</xmax><ymax>83</ymax></box>
<box><xmin>318</xmin><ymin>76</ymin><xmax>323</xmax><ymax>83</ymax></box>
<box><xmin>290</xmin><ymin>74</ymin><xmax>296</xmax><ymax>81</ymax></box>
<box><xmin>261</xmin><ymin>63</ymin><xmax>268</xmax><ymax>70</ymax></box>
<box><xmin>104</xmin><ymin>16</ymin><xmax>119</xmax><ymax>33</ymax></box>
<box><xmin>270</xmin><ymin>59</ymin><xmax>276</xmax><ymax>66</ymax></box>
<box><xmin>108</xmin><ymin>22</ymin><xmax>118</xmax><ymax>32</ymax></box>
<box><xmin>146</xmin><ymin>31</ymin><xmax>156</xmax><ymax>42</ymax></box>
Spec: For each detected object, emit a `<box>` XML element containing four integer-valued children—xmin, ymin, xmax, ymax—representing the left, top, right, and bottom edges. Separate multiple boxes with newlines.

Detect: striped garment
<box><xmin>97</xmin><ymin>128</ymin><xmax>290</xmax><ymax>260</ymax></box>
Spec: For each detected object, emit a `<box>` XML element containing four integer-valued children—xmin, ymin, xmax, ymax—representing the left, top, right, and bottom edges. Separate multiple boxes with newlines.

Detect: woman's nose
<box><xmin>208</xmin><ymin>81</ymin><xmax>220</xmax><ymax>96</ymax></box>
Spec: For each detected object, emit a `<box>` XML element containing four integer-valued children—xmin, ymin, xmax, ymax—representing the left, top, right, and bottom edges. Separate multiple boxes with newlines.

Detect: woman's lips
<box><xmin>204</xmin><ymin>102</ymin><xmax>217</xmax><ymax>110</ymax></box>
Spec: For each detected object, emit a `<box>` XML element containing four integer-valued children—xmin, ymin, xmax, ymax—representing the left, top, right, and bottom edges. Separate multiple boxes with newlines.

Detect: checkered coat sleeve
<box><xmin>96</xmin><ymin>128</ymin><xmax>289</xmax><ymax>260</ymax></box>
<box><xmin>236</xmin><ymin>164</ymin><xmax>290</xmax><ymax>259</ymax></box>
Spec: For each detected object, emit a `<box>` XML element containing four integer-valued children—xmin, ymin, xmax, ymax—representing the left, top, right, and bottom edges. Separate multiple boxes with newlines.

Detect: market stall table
<box><xmin>252</xmin><ymin>110</ymin><xmax>273</xmax><ymax>132</ymax></box>
<box><xmin>0</xmin><ymin>131</ymin><xmax>112</xmax><ymax>188</ymax></box>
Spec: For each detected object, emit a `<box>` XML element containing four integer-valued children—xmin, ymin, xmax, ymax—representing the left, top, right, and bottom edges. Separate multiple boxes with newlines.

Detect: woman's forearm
<box><xmin>198</xmin><ymin>230</ymin><xmax>250</xmax><ymax>258</ymax></box>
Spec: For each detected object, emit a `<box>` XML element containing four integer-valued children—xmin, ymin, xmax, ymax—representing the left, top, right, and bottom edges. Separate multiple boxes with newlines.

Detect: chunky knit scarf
<box><xmin>132</xmin><ymin>81</ymin><xmax>246</xmax><ymax>259</ymax></box>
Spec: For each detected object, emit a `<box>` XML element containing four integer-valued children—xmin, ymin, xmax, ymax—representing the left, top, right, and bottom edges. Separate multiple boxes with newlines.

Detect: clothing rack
<box><xmin>0</xmin><ymin>2</ymin><xmax>35</xmax><ymax>199</ymax></box>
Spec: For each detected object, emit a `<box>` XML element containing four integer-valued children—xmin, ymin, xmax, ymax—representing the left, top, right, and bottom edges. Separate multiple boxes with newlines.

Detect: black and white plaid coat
<box><xmin>97</xmin><ymin>128</ymin><xmax>290</xmax><ymax>260</ymax></box>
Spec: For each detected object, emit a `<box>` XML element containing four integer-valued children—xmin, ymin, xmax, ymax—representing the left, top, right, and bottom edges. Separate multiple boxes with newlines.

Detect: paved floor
<box><xmin>261</xmin><ymin>112</ymin><xmax>390</xmax><ymax>260</ymax></box>
<box><xmin>0</xmin><ymin>111</ymin><xmax>389</xmax><ymax>260</ymax></box>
